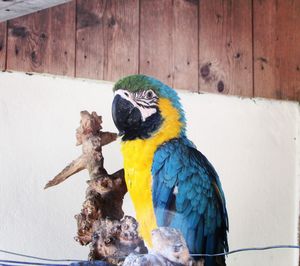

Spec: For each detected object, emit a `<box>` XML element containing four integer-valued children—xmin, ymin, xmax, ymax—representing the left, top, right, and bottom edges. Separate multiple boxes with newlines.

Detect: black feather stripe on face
<box><xmin>136</xmin><ymin>103</ymin><xmax>158</xmax><ymax>109</ymax></box>
<box><xmin>133</xmin><ymin>90</ymin><xmax>159</xmax><ymax>110</ymax></box>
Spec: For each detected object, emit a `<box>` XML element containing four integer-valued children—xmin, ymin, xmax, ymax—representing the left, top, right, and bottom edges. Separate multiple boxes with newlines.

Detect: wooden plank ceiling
<box><xmin>0</xmin><ymin>0</ymin><xmax>299</xmax><ymax>101</ymax></box>
<box><xmin>199</xmin><ymin>0</ymin><xmax>253</xmax><ymax>97</ymax></box>
<box><xmin>253</xmin><ymin>0</ymin><xmax>300</xmax><ymax>100</ymax></box>
<box><xmin>76</xmin><ymin>0</ymin><xmax>139</xmax><ymax>81</ymax></box>
<box><xmin>6</xmin><ymin>1</ymin><xmax>75</xmax><ymax>76</ymax></box>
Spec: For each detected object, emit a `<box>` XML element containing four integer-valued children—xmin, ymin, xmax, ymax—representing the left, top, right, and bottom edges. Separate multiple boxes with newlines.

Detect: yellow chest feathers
<box><xmin>120</xmin><ymin>98</ymin><xmax>183</xmax><ymax>245</ymax></box>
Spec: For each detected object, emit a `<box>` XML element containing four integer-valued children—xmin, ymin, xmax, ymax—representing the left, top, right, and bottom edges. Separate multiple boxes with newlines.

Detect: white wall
<box><xmin>0</xmin><ymin>72</ymin><xmax>299</xmax><ymax>266</ymax></box>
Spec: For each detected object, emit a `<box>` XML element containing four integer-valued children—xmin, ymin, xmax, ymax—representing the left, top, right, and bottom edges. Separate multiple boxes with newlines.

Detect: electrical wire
<box><xmin>190</xmin><ymin>245</ymin><xmax>300</xmax><ymax>257</ymax></box>
<box><xmin>0</xmin><ymin>245</ymin><xmax>299</xmax><ymax>266</ymax></box>
<box><xmin>0</xmin><ymin>259</ymin><xmax>68</xmax><ymax>265</ymax></box>
<box><xmin>0</xmin><ymin>250</ymin><xmax>83</xmax><ymax>262</ymax></box>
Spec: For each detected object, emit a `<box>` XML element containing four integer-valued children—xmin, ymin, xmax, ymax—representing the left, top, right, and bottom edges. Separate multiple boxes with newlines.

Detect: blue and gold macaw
<box><xmin>111</xmin><ymin>75</ymin><xmax>228</xmax><ymax>266</ymax></box>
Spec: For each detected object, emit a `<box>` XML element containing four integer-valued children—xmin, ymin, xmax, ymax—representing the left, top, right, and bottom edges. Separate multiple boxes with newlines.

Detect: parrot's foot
<box><xmin>124</xmin><ymin>227</ymin><xmax>197</xmax><ymax>266</ymax></box>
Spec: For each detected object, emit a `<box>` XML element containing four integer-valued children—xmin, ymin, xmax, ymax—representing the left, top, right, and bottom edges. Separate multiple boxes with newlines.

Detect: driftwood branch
<box><xmin>44</xmin><ymin>111</ymin><xmax>146</xmax><ymax>264</ymax></box>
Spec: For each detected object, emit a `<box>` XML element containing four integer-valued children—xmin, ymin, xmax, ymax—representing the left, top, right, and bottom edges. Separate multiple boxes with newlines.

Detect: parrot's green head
<box><xmin>112</xmin><ymin>75</ymin><xmax>186</xmax><ymax>141</ymax></box>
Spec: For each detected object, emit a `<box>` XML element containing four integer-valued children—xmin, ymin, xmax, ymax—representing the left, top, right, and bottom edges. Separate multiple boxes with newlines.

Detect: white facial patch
<box><xmin>115</xmin><ymin>89</ymin><xmax>157</xmax><ymax>121</ymax></box>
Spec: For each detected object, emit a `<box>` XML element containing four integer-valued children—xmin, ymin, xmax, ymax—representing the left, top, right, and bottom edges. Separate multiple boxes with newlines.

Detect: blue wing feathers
<box><xmin>152</xmin><ymin>138</ymin><xmax>228</xmax><ymax>266</ymax></box>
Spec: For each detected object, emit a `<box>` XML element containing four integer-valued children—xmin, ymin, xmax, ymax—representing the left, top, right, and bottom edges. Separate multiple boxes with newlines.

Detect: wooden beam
<box><xmin>6</xmin><ymin>1</ymin><xmax>76</xmax><ymax>76</ymax></box>
<box><xmin>76</xmin><ymin>0</ymin><xmax>139</xmax><ymax>81</ymax></box>
<box><xmin>199</xmin><ymin>0</ymin><xmax>253</xmax><ymax>97</ymax></box>
<box><xmin>0</xmin><ymin>0</ymin><xmax>72</xmax><ymax>23</ymax></box>
<box><xmin>0</xmin><ymin>21</ymin><xmax>6</xmax><ymax>70</ymax></box>
<box><xmin>253</xmin><ymin>0</ymin><xmax>300</xmax><ymax>101</ymax></box>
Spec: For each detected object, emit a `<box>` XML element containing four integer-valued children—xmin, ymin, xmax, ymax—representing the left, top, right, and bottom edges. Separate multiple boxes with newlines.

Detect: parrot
<box><xmin>111</xmin><ymin>75</ymin><xmax>228</xmax><ymax>266</ymax></box>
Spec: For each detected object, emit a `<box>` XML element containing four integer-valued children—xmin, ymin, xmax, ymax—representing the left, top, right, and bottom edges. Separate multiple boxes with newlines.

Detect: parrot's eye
<box><xmin>146</xmin><ymin>90</ymin><xmax>154</xmax><ymax>99</ymax></box>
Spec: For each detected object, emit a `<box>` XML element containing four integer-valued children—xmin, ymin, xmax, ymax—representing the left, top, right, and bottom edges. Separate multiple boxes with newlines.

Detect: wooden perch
<box><xmin>75</xmin><ymin>168</ymin><xmax>127</xmax><ymax>246</ymax></box>
<box><xmin>44</xmin><ymin>111</ymin><xmax>146</xmax><ymax>265</ymax></box>
<box><xmin>89</xmin><ymin>217</ymin><xmax>147</xmax><ymax>265</ymax></box>
<box><xmin>44</xmin><ymin>111</ymin><xmax>117</xmax><ymax>189</ymax></box>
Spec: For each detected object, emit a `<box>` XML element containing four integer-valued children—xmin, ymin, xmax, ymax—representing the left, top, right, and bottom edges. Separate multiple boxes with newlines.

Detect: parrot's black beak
<box><xmin>112</xmin><ymin>94</ymin><xmax>142</xmax><ymax>137</ymax></box>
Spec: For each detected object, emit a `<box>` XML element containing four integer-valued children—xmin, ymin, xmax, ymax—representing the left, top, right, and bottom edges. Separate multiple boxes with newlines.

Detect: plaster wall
<box><xmin>0</xmin><ymin>72</ymin><xmax>299</xmax><ymax>266</ymax></box>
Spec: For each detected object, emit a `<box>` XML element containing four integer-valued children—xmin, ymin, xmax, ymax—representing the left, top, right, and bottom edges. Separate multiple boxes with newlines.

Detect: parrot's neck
<box><xmin>121</xmin><ymin>98</ymin><xmax>183</xmax><ymax>245</ymax></box>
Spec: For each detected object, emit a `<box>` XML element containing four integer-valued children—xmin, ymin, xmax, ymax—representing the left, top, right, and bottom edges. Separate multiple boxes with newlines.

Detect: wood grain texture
<box><xmin>76</xmin><ymin>0</ymin><xmax>139</xmax><ymax>81</ymax></box>
<box><xmin>254</xmin><ymin>0</ymin><xmax>300</xmax><ymax>101</ymax></box>
<box><xmin>140</xmin><ymin>0</ymin><xmax>198</xmax><ymax>91</ymax></box>
<box><xmin>199</xmin><ymin>0</ymin><xmax>253</xmax><ymax>97</ymax></box>
<box><xmin>6</xmin><ymin>1</ymin><xmax>75</xmax><ymax>76</ymax></box>
<box><xmin>173</xmin><ymin>0</ymin><xmax>198</xmax><ymax>91</ymax></box>
<box><xmin>0</xmin><ymin>21</ymin><xmax>6</xmax><ymax>70</ymax></box>
<box><xmin>2</xmin><ymin>0</ymin><xmax>300</xmax><ymax>101</ymax></box>
<box><xmin>139</xmin><ymin>0</ymin><xmax>173</xmax><ymax>86</ymax></box>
